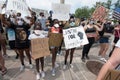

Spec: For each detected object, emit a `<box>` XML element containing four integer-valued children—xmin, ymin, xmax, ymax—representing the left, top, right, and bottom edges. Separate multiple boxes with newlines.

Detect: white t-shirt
<box><xmin>115</xmin><ymin>39</ymin><xmax>120</xmax><ymax>48</ymax></box>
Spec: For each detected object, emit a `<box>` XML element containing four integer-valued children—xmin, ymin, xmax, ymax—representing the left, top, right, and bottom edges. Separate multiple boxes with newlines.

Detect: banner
<box><xmin>6</xmin><ymin>0</ymin><xmax>30</xmax><ymax>17</ymax></box>
<box><xmin>92</xmin><ymin>6</ymin><xmax>109</xmax><ymax>22</ymax></box>
<box><xmin>49</xmin><ymin>33</ymin><xmax>63</xmax><ymax>47</ymax></box>
<box><xmin>63</xmin><ymin>26</ymin><xmax>88</xmax><ymax>49</ymax></box>
<box><xmin>52</xmin><ymin>3</ymin><xmax>71</xmax><ymax>21</ymax></box>
<box><xmin>103</xmin><ymin>69</ymin><xmax>120</xmax><ymax>80</ymax></box>
<box><xmin>31</xmin><ymin>38</ymin><xmax>50</xmax><ymax>60</ymax></box>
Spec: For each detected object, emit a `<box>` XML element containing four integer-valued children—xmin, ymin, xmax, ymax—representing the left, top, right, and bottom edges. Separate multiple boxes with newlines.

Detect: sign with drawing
<box><xmin>63</xmin><ymin>26</ymin><xmax>88</xmax><ymax>49</ymax></box>
<box><xmin>6</xmin><ymin>0</ymin><xmax>30</xmax><ymax>17</ymax></box>
<box><xmin>52</xmin><ymin>3</ymin><xmax>71</xmax><ymax>21</ymax></box>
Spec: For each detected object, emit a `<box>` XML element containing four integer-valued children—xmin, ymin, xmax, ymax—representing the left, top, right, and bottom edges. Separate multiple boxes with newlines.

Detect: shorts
<box><xmin>99</xmin><ymin>37</ymin><xmax>109</xmax><ymax>43</ymax></box>
<box><xmin>114</xmin><ymin>37</ymin><xmax>119</xmax><ymax>43</ymax></box>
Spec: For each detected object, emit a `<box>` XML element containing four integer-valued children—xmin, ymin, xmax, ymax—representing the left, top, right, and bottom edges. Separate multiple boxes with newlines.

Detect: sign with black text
<box><xmin>63</xmin><ymin>26</ymin><xmax>88</xmax><ymax>49</ymax></box>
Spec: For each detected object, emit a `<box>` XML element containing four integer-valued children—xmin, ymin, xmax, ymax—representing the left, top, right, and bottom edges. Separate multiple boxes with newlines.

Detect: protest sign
<box><xmin>103</xmin><ymin>69</ymin><xmax>120</xmax><ymax>80</ymax></box>
<box><xmin>49</xmin><ymin>33</ymin><xmax>63</xmax><ymax>47</ymax></box>
<box><xmin>63</xmin><ymin>26</ymin><xmax>88</xmax><ymax>49</ymax></box>
<box><xmin>31</xmin><ymin>38</ymin><xmax>50</xmax><ymax>60</ymax></box>
<box><xmin>52</xmin><ymin>3</ymin><xmax>71</xmax><ymax>21</ymax></box>
<box><xmin>6</xmin><ymin>0</ymin><xmax>30</xmax><ymax>17</ymax></box>
<box><xmin>92</xmin><ymin>6</ymin><xmax>109</xmax><ymax>22</ymax></box>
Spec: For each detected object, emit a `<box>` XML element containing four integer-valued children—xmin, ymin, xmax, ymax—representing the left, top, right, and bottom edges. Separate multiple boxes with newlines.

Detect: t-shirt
<box><xmin>11</xmin><ymin>23</ymin><xmax>30</xmax><ymax>49</ymax></box>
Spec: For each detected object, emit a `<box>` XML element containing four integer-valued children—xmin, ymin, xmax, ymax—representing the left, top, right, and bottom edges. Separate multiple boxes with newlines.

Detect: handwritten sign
<box><xmin>52</xmin><ymin>3</ymin><xmax>71</xmax><ymax>21</ymax></box>
<box><xmin>63</xmin><ymin>26</ymin><xmax>88</xmax><ymax>49</ymax></box>
<box><xmin>92</xmin><ymin>6</ymin><xmax>109</xmax><ymax>22</ymax></box>
<box><xmin>6</xmin><ymin>0</ymin><xmax>30</xmax><ymax>17</ymax></box>
<box><xmin>49</xmin><ymin>33</ymin><xmax>63</xmax><ymax>47</ymax></box>
<box><xmin>31</xmin><ymin>38</ymin><xmax>50</xmax><ymax>60</ymax></box>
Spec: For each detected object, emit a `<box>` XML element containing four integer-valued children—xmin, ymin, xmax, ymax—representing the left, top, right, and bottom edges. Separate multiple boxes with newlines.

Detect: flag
<box><xmin>113</xmin><ymin>8</ymin><xmax>120</xmax><ymax>20</ymax></box>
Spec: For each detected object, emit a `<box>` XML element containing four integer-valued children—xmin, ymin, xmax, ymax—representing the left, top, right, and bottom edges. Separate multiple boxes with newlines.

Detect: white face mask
<box><xmin>70</xmin><ymin>22</ymin><xmax>75</xmax><ymax>27</ymax></box>
<box><xmin>54</xmin><ymin>24</ymin><xmax>59</xmax><ymax>28</ymax></box>
<box><xmin>17</xmin><ymin>20</ymin><xmax>24</xmax><ymax>26</ymax></box>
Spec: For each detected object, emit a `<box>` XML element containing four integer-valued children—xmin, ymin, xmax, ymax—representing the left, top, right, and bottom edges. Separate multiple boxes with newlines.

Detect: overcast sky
<box><xmin>25</xmin><ymin>0</ymin><xmax>117</xmax><ymax>13</ymax></box>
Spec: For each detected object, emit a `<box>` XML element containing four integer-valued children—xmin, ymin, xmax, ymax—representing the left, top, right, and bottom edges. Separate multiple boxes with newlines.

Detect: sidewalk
<box><xmin>1</xmin><ymin>44</ymin><xmax>111</xmax><ymax>80</ymax></box>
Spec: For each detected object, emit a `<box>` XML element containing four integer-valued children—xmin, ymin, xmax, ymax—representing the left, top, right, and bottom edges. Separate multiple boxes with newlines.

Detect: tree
<box><xmin>114</xmin><ymin>0</ymin><xmax>120</xmax><ymax>8</ymax></box>
<box><xmin>75</xmin><ymin>6</ymin><xmax>92</xmax><ymax>18</ymax></box>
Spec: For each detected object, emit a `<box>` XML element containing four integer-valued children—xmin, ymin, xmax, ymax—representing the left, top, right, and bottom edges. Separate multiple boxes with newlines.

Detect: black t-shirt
<box><xmin>11</xmin><ymin>23</ymin><xmax>30</xmax><ymax>49</ymax></box>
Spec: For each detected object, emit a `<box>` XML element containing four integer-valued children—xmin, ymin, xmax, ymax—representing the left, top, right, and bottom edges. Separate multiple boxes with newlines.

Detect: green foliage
<box><xmin>75</xmin><ymin>6</ymin><xmax>94</xmax><ymax>18</ymax></box>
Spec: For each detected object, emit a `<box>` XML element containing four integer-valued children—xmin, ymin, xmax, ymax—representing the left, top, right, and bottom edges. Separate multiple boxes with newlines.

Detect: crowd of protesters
<box><xmin>0</xmin><ymin>7</ymin><xmax>120</xmax><ymax>80</ymax></box>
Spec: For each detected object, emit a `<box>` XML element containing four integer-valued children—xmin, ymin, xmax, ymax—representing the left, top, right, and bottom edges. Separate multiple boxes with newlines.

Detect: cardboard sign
<box><xmin>31</xmin><ymin>38</ymin><xmax>50</xmax><ymax>60</ymax></box>
<box><xmin>49</xmin><ymin>33</ymin><xmax>63</xmax><ymax>47</ymax></box>
<box><xmin>103</xmin><ymin>69</ymin><xmax>120</xmax><ymax>80</ymax></box>
<box><xmin>63</xmin><ymin>26</ymin><xmax>88</xmax><ymax>49</ymax></box>
<box><xmin>6</xmin><ymin>0</ymin><xmax>30</xmax><ymax>17</ymax></box>
<box><xmin>52</xmin><ymin>3</ymin><xmax>71</xmax><ymax>21</ymax></box>
<box><xmin>92</xmin><ymin>6</ymin><xmax>109</xmax><ymax>22</ymax></box>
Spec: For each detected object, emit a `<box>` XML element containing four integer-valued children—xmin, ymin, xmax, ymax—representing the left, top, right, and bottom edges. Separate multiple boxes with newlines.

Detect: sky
<box><xmin>25</xmin><ymin>0</ymin><xmax>117</xmax><ymax>13</ymax></box>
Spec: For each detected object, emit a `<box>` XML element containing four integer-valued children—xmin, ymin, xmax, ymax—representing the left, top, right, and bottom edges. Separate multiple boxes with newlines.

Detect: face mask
<box><xmin>70</xmin><ymin>22</ymin><xmax>75</xmax><ymax>27</ymax></box>
<box><xmin>54</xmin><ymin>24</ymin><xmax>59</xmax><ymax>28</ymax></box>
<box><xmin>17</xmin><ymin>20</ymin><xmax>24</xmax><ymax>26</ymax></box>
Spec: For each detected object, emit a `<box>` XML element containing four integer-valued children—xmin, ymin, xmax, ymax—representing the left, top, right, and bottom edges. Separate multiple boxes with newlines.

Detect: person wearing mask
<box><xmin>81</xmin><ymin>20</ymin><xmax>103</xmax><ymax>62</ymax></box>
<box><xmin>63</xmin><ymin>16</ymin><xmax>77</xmax><ymax>69</ymax></box>
<box><xmin>37</xmin><ymin>12</ymin><xmax>48</xmax><ymax>31</ymax></box>
<box><xmin>5</xmin><ymin>13</ymin><xmax>34</xmax><ymax>71</ymax></box>
<box><xmin>49</xmin><ymin>19</ymin><xmax>62</xmax><ymax>76</ymax></box>
<box><xmin>28</xmin><ymin>22</ymin><xmax>46</xmax><ymax>80</ymax></box>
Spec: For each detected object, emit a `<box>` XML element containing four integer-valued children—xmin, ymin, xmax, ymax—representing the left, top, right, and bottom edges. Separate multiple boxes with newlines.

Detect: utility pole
<box><xmin>60</xmin><ymin>0</ymin><xmax>64</xmax><ymax>4</ymax></box>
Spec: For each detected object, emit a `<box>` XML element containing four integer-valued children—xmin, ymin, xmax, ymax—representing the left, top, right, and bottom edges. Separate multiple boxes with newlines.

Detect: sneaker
<box><xmin>29</xmin><ymin>64</ymin><xmax>33</xmax><ymax>69</ymax></box>
<box><xmin>63</xmin><ymin>65</ymin><xmax>67</xmax><ymax>69</ymax></box>
<box><xmin>51</xmin><ymin>69</ymin><xmax>55</xmax><ymax>76</ymax></box>
<box><xmin>36</xmin><ymin>73</ymin><xmax>40</xmax><ymax>80</ymax></box>
<box><xmin>20</xmin><ymin>65</ymin><xmax>25</xmax><ymax>71</ymax></box>
<box><xmin>81</xmin><ymin>58</ymin><xmax>86</xmax><ymax>62</ymax></box>
<box><xmin>100</xmin><ymin>58</ymin><xmax>107</xmax><ymax>62</ymax></box>
<box><xmin>70</xmin><ymin>64</ymin><xmax>73</xmax><ymax>68</ymax></box>
<box><xmin>41</xmin><ymin>71</ymin><xmax>45</xmax><ymax>78</ymax></box>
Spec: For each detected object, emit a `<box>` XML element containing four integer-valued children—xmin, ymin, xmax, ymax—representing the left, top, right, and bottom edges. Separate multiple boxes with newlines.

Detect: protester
<box><xmin>63</xmin><ymin>16</ymin><xmax>77</xmax><ymax>69</ymax></box>
<box><xmin>81</xmin><ymin>20</ymin><xmax>103</xmax><ymax>62</ymax></box>
<box><xmin>4</xmin><ymin>12</ymin><xmax>34</xmax><ymax>71</ymax></box>
<box><xmin>49</xmin><ymin>19</ymin><xmax>62</xmax><ymax>76</ymax></box>
<box><xmin>0</xmin><ymin>14</ymin><xmax>7</xmax><ymax>76</ymax></box>
<box><xmin>98</xmin><ymin>21</ymin><xmax>110</xmax><ymax>62</ymax></box>
<box><xmin>96</xmin><ymin>39</ymin><xmax>120</xmax><ymax>80</ymax></box>
<box><xmin>37</xmin><ymin>12</ymin><xmax>48</xmax><ymax>31</ymax></box>
<box><xmin>109</xmin><ymin>22</ymin><xmax>120</xmax><ymax>57</ymax></box>
<box><xmin>28</xmin><ymin>22</ymin><xmax>46</xmax><ymax>80</ymax></box>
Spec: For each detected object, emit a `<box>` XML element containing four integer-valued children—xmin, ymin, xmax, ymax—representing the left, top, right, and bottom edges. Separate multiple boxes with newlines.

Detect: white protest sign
<box><xmin>52</xmin><ymin>3</ymin><xmax>71</xmax><ymax>21</ymax></box>
<box><xmin>63</xmin><ymin>26</ymin><xmax>89</xmax><ymax>49</ymax></box>
<box><xmin>6</xmin><ymin>0</ymin><xmax>30</xmax><ymax>17</ymax></box>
